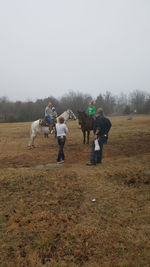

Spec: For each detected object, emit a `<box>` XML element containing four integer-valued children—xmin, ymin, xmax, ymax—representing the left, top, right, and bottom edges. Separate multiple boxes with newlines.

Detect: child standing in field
<box><xmin>56</xmin><ymin>117</ymin><xmax>68</xmax><ymax>163</ymax></box>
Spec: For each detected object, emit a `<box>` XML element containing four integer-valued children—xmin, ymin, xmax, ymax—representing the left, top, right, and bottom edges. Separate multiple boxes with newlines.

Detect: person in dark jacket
<box><xmin>86</xmin><ymin>108</ymin><xmax>112</xmax><ymax>166</ymax></box>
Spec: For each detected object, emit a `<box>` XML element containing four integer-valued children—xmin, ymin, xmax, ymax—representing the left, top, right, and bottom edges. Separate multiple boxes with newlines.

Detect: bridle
<box><xmin>70</xmin><ymin>109</ymin><xmax>76</xmax><ymax>120</ymax></box>
<box><xmin>67</xmin><ymin>109</ymin><xmax>76</xmax><ymax>120</ymax></box>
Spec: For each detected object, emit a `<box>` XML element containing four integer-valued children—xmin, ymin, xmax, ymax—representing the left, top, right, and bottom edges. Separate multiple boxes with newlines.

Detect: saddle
<box><xmin>39</xmin><ymin>119</ymin><xmax>49</xmax><ymax>127</ymax></box>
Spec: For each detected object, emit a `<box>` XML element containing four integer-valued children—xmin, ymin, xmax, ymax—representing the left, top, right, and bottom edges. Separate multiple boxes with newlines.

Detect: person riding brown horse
<box><xmin>78</xmin><ymin>111</ymin><xmax>93</xmax><ymax>144</ymax></box>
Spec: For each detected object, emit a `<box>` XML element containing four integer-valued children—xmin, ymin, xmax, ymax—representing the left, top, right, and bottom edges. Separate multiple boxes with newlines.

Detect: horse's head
<box><xmin>67</xmin><ymin>109</ymin><xmax>77</xmax><ymax>120</ymax></box>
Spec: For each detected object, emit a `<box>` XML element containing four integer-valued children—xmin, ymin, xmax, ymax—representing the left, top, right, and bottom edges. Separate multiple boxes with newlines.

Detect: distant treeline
<box><xmin>0</xmin><ymin>90</ymin><xmax>150</xmax><ymax>122</ymax></box>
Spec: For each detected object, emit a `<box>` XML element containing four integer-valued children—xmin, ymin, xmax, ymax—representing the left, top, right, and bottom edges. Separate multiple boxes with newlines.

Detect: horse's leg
<box><xmin>87</xmin><ymin>131</ymin><xmax>90</xmax><ymax>144</ymax></box>
<box><xmin>44</xmin><ymin>133</ymin><xmax>48</xmax><ymax>138</ymax></box>
<box><xmin>28</xmin><ymin>132</ymin><xmax>36</xmax><ymax>148</ymax></box>
<box><xmin>83</xmin><ymin>130</ymin><xmax>86</xmax><ymax>144</ymax></box>
<box><xmin>28</xmin><ymin>138</ymin><xmax>32</xmax><ymax>148</ymax></box>
<box><xmin>28</xmin><ymin>135</ymin><xmax>33</xmax><ymax>148</ymax></box>
<box><xmin>32</xmin><ymin>134</ymin><xmax>36</xmax><ymax>147</ymax></box>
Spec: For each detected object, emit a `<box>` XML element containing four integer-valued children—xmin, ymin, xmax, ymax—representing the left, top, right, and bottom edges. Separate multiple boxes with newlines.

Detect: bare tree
<box><xmin>129</xmin><ymin>90</ymin><xmax>148</xmax><ymax>114</ymax></box>
<box><xmin>95</xmin><ymin>91</ymin><xmax>116</xmax><ymax>115</ymax></box>
<box><xmin>0</xmin><ymin>90</ymin><xmax>150</xmax><ymax>123</ymax></box>
<box><xmin>59</xmin><ymin>91</ymin><xmax>92</xmax><ymax>115</ymax></box>
<box><xmin>115</xmin><ymin>93</ymin><xmax>128</xmax><ymax>115</ymax></box>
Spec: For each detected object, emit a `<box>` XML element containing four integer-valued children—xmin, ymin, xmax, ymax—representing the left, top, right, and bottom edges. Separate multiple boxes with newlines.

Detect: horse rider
<box><xmin>86</xmin><ymin>108</ymin><xmax>112</xmax><ymax>166</ymax></box>
<box><xmin>86</xmin><ymin>101</ymin><xmax>96</xmax><ymax>117</ymax></box>
<box><xmin>51</xmin><ymin>106</ymin><xmax>58</xmax><ymax>132</ymax></box>
<box><xmin>45</xmin><ymin>102</ymin><xmax>57</xmax><ymax>132</ymax></box>
<box><xmin>52</xmin><ymin>106</ymin><xmax>57</xmax><ymax>119</ymax></box>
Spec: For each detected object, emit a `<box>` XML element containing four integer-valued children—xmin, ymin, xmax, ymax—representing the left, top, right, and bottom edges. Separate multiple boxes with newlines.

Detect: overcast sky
<box><xmin>0</xmin><ymin>0</ymin><xmax>150</xmax><ymax>101</ymax></box>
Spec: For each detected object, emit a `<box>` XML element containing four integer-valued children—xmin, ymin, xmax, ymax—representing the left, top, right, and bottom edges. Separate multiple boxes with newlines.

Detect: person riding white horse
<box><xmin>44</xmin><ymin>102</ymin><xmax>57</xmax><ymax>132</ymax></box>
<box><xmin>28</xmin><ymin>109</ymin><xmax>76</xmax><ymax>148</ymax></box>
<box><xmin>51</xmin><ymin>106</ymin><xmax>57</xmax><ymax>132</ymax></box>
<box><xmin>52</xmin><ymin>106</ymin><xmax>57</xmax><ymax>118</ymax></box>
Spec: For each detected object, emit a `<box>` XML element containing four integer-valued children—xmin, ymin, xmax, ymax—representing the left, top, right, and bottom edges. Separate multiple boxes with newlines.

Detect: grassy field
<box><xmin>0</xmin><ymin>115</ymin><xmax>150</xmax><ymax>266</ymax></box>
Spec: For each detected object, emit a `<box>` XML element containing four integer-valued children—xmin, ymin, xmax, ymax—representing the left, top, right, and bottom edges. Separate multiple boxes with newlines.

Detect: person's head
<box><xmin>89</xmin><ymin>100</ymin><xmax>94</xmax><ymax>106</ymax></box>
<box><xmin>48</xmin><ymin>102</ymin><xmax>52</xmax><ymax>108</ymax></box>
<box><xmin>96</xmin><ymin>108</ymin><xmax>103</xmax><ymax>116</ymax></box>
<box><xmin>58</xmin><ymin>117</ymin><xmax>64</xmax><ymax>124</ymax></box>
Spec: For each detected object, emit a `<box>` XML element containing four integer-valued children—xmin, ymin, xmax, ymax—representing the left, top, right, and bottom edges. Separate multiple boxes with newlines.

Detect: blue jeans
<box><xmin>92</xmin><ymin>115</ymin><xmax>96</xmax><ymax>120</ymax></box>
<box><xmin>90</xmin><ymin>135</ymin><xmax>107</xmax><ymax>164</ymax></box>
<box><xmin>57</xmin><ymin>136</ymin><xmax>66</xmax><ymax>162</ymax></box>
<box><xmin>45</xmin><ymin>116</ymin><xmax>53</xmax><ymax>125</ymax></box>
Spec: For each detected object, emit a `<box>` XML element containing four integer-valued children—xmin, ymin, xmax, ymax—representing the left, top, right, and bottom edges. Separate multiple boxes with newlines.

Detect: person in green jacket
<box><xmin>86</xmin><ymin>101</ymin><xmax>96</xmax><ymax>116</ymax></box>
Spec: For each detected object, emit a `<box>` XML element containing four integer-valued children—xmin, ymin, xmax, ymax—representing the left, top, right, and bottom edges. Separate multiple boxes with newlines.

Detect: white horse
<box><xmin>28</xmin><ymin>109</ymin><xmax>76</xmax><ymax>148</ymax></box>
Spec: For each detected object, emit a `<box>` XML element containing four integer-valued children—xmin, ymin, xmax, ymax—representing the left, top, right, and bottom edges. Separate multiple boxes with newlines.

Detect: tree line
<box><xmin>0</xmin><ymin>90</ymin><xmax>150</xmax><ymax>122</ymax></box>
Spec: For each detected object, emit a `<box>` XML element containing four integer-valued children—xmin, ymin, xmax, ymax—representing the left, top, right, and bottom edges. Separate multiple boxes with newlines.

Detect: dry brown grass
<box><xmin>0</xmin><ymin>115</ymin><xmax>150</xmax><ymax>266</ymax></box>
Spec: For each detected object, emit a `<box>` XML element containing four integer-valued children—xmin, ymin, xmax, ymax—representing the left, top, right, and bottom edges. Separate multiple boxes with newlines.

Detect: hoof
<box><xmin>28</xmin><ymin>146</ymin><xmax>32</xmax><ymax>150</ymax></box>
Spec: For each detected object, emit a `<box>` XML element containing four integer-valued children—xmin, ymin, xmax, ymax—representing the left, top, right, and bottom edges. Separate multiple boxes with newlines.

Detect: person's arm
<box><xmin>89</xmin><ymin>106</ymin><xmax>95</xmax><ymax>115</ymax></box>
<box><xmin>93</xmin><ymin>118</ymin><xmax>99</xmax><ymax>139</ymax></box>
<box><xmin>93</xmin><ymin>118</ymin><xmax>97</xmax><ymax>134</ymax></box>
<box><xmin>93</xmin><ymin>106</ymin><xmax>96</xmax><ymax>114</ymax></box>
<box><xmin>86</xmin><ymin>106</ymin><xmax>89</xmax><ymax>114</ymax></box>
<box><xmin>45</xmin><ymin>107</ymin><xmax>48</xmax><ymax>116</ymax></box>
<box><xmin>95</xmin><ymin>117</ymin><xmax>103</xmax><ymax>135</ymax></box>
<box><xmin>107</xmin><ymin>119</ymin><xmax>112</xmax><ymax>133</ymax></box>
<box><xmin>64</xmin><ymin>125</ymin><xmax>68</xmax><ymax>133</ymax></box>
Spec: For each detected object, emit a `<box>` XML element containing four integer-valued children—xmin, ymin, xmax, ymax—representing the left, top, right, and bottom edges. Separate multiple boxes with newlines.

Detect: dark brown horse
<box><xmin>78</xmin><ymin>111</ymin><xmax>93</xmax><ymax>144</ymax></box>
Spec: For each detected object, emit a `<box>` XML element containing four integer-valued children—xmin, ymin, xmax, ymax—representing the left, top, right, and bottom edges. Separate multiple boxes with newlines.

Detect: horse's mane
<box><xmin>78</xmin><ymin>111</ymin><xmax>90</xmax><ymax>119</ymax></box>
<box><xmin>78</xmin><ymin>111</ymin><xmax>85</xmax><ymax>115</ymax></box>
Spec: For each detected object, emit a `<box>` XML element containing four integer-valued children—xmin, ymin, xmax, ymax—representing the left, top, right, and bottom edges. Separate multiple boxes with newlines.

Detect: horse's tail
<box><xmin>30</xmin><ymin>121</ymin><xmax>34</xmax><ymax>134</ymax></box>
<box><xmin>28</xmin><ymin>120</ymin><xmax>38</xmax><ymax>147</ymax></box>
<box><xmin>28</xmin><ymin>122</ymin><xmax>33</xmax><ymax>147</ymax></box>
<box><xmin>30</xmin><ymin>120</ymin><xmax>37</xmax><ymax>136</ymax></box>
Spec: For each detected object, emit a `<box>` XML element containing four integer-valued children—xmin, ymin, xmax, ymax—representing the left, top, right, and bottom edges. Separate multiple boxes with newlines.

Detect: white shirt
<box><xmin>56</xmin><ymin>123</ymin><xmax>68</xmax><ymax>137</ymax></box>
